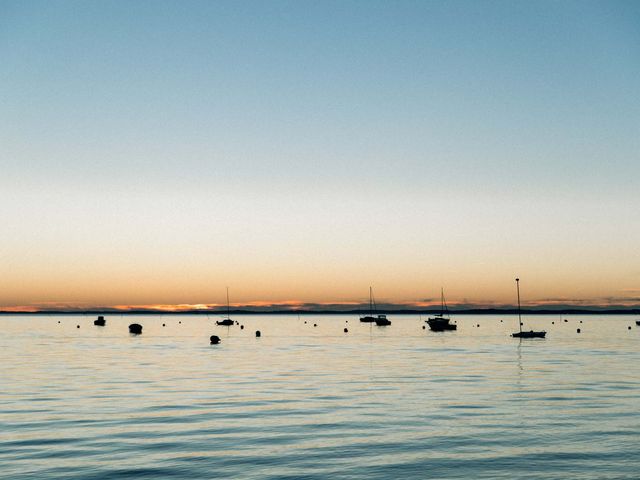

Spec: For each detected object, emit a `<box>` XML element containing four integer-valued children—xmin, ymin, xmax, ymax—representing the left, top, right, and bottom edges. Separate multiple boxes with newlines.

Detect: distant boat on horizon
<box><xmin>216</xmin><ymin>287</ymin><xmax>234</xmax><ymax>326</ymax></box>
<box><xmin>426</xmin><ymin>288</ymin><xmax>456</xmax><ymax>332</ymax></box>
<box><xmin>359</xmin><ymin>287</ymin><xmax>391</xmax><ymax>325</ymax></box>
<box><xmin>511</xmin><ymin>278</ymin><xmax>546</xmax><ymax>339</ymax></box>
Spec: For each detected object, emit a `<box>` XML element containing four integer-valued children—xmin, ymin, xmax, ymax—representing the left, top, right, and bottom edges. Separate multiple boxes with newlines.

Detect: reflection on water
<box><xmin>1</xmin><ymin>314</ymin><xmax>639</xmax><ymax>479</ymax></box>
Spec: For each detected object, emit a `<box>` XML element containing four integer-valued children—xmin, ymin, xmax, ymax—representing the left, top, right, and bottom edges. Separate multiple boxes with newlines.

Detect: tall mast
<box><xmin>369</xmin><ymin>286</ymin><xmax>373</xmax><ymax>315</ymax></box>
<box><xmin>226</xmin><ymin>286</ymin><xmax>230</xmax><ymax>320</ymax></box>
<box><xmin>441</xmin><ymin>287</ymin><xmax>444</xmax><ymax>316</ymax></box>
<box><xmin>516</xmin><ymin>278</ymin><xmax>522</xmax><ymax>334</ymax></box>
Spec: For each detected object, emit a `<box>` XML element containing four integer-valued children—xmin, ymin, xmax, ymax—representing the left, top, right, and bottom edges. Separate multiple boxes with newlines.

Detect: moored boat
<box><xmin>360</xmin><ymin>287</ymin><xmax>378</xmax><ymax>323</ymax></box>
<box><xmin>426</xmin><ymin>288</ymin><xmax>456</xmax><ymax>332</ymax></box>
<box><xmin>216</xmin><ymin>287</ymin><xmax>235</xmax><ymax>326</ymax></box>
<box><xmin>511</xmin><ymin>278</ymin><xmax>546</xmax><ymax>339</ymax></box>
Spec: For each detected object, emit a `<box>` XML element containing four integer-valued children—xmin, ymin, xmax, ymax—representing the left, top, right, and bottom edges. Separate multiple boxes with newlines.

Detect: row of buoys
<box><xmin>67</xmin><ymin>316</ymin><xmax>640</xmax><ymax>340</ymax></box>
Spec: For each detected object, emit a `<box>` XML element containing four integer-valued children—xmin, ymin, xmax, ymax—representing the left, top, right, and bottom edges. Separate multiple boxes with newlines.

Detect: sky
<box><xmin>1</xmin><ymin>0</ymin><xmax>639</xmax><ymax>311</ymax></box>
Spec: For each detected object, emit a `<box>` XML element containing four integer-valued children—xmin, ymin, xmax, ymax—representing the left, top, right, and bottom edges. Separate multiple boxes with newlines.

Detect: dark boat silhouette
<box><xmin>359</xmin><ymin>287</ymin><xmax>391</xmax><ymax>325</ymax></box>
<box><xmin>93</xmin><ymin>315</ymin><xmax>106</xmax><ymax>326</ymax></box>
<box><xmin>636</xmin><ymin>320</ymin><xmax>640</xmax><ymax>326</ymax></box>
<box><xmin>426</xmin><ymin>288</ymin><xmax>456</xmax><ymax>331</ymax></box>
<box><xmin>360</xmin><ymin>287</ymin><xmax>377</xmax><ymax>322</ymax></box>
<box><xmin>216</xmin><ymin>287</ymin><xmax>234</xmax><ymax>326</ymax></box>
<box><xmin>511</xmin><ymin>278</ymin><xmax>546</xmax><ymax>339</ymax></box>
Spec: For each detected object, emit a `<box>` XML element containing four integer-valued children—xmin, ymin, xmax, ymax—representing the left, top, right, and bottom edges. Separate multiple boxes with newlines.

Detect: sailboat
<box><xmin>426</xmin><ymin>288</ymin><xmax>456</xmax><ymax>331</ymax></box>
<box><xmin>359</xmin><ymin>287</ymin><xmax>377</xmax><ymax>322</ymax></box>
<box><xmin>511</xmin><ymin>278</ymin><xmax>546</xmax><ymax>338</ymax></box>
<box><xmin>359</xmin><ymin>287</ymin><xmax>391</xmax><ymax>325</ymax></box>
<box><xmin>216</xmin><ymin>287</ymin><xmax>234</xmax><ymax>326</ymax></box>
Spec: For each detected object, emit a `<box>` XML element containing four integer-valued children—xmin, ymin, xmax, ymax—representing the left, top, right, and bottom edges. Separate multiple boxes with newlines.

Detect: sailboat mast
<box><xmin>441</xmin><ymin>287</ymin><xmax>444</xmax><ymax>316</ymax></box>
<box><xmin>369</xmin><ymin>286</ymin><xmax>373</xmax><ymax>315</ymax></box>
<box><xmin>516</xmin><ymin>278</ymin><xmax>522</xmax><ymax>334</ymax></box>
<box><xmin>226</xmin><ymin>287</ymin><xmax>230</xmax><ymax>320</ymax></box>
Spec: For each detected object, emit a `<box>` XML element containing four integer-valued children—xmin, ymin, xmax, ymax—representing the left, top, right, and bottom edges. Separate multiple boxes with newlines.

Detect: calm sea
<box><xmin>1</xmin><ymin>314</ymin><xmax>639</xmax><ymax>479</ymax></box>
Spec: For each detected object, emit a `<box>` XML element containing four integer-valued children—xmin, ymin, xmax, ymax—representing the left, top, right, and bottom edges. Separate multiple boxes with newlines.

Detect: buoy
<box><xmin>240</xmin><ymin>325</ymin><xmax>244</xmax><ymax>330</ymax></box>
<box><xmin>500</xmin><ymin>320</ymin><xmax>503</xmax><ymax>322</ymax></box>
<box><xmin>162</xmin><ymin>323</ymin><xmax>166</xmax><ymax>327</ymax></box>
<box><xmin>520</xmin><ymin>322</ymin><xmax>523</xmax><ymax>326</ymax></box>
<box><xmin>552</xmin><ymin>321</ymin><xmax>555</xmax><ymax>324</ymax></box>
<box><xmin>629</xmin><ymin>326</ymin><xmax>632</xmax><ymax>330</ymax></box>
<box><xmin>58</xmin><ymin>321</ymin><xmax>61</xmax><ymax>324</ymax></box>
<box><xmin>344</xmin><ymin>328</ymin><xmax>348</xmax><ymax>333</ymax></box>
<box><xmin>179</xmin><ymin>321</ymin><xmax>181</xmax><ymax>324</ymax></box>
<box><xmin>304</xmin><ymin>321</ymin><xmax>307</xmax><ymax>324</ymax></box>
<box><xmin>314</xmin><ymin>324</ymin><xmax>317</xmax><ymax>327</ymax></box>
<box><xmin>422</xmin><ymin>325</ymin><xmax>426</xmax><ymax>330</ymax></box>
<box><xmin>129</xmin><ymin>323</ymin><xmax>143</xmax><ymax>334</ymax></box>
<box><xmin>577</xmin><ymin>328</ymin><xmax>581</xmax><ymax>333</ymax></box>
<box><xmin>77</xmin><ymin>325</ymin><xmax>80</xmax><ymax>329</ymax></box>
<box><xmin>564</xmin><ymin>319</ymin><xmax>568</xmax><ymax>323</ymax></box>
<box><xmin>580</xmin><ymin>320</ymin><xmax>583</xmax><ymax>323</ymax></box>
<box><xmin>210</xmin><ymin>335</ymin><xmax>221</xmax><ymax>345</ymax></box>
<box><xmin>255</xmin><ymin>330</ymin><xmax>261</xmax><ymax>338</ymax></box>
<box><xmin>477</xmin><ymin>324</ymin><xmax>480</xmax><ymax>328</ymax></box>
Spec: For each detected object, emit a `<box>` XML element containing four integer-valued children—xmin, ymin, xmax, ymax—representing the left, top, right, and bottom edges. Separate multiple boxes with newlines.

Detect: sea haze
<box><xmin>1</xmin><ymin>314</ymin><xmax>639</xmax><ymax>479</ymax></box>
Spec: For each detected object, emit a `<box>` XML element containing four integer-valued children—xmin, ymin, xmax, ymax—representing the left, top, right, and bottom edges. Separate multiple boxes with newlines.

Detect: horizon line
<box><xmin>1</xmin><ymin>302</ymin><xmax>639</xmax><ymax>315</ymax></box>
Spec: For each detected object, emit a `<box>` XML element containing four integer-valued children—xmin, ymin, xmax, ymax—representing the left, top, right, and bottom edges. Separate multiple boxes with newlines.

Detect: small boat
<box><xmin>636</xmin><ymin>320</ymin><xmax>640</xmax><ymax>326</ymax></box>
<box><xmin>216</xmin><ymin>287</ymin><xmax>234</xmax><ymax>326</ymax></box>
<box><xmin>512</xmin><ymin>330</ymin><xmax>546</xmax><ymax>339</ymax></box>
<box><xmin>93</xmin><ymin>315</ymin><xmax>106</xmax><ymax>326</ymax></box>
<box><xmin>426</xmin><ymin>288</ymin><xmax>456</xmax><ymax>331</ymax></box>
<box><xmin>511</xmin><ymin>278</ymin><xmax>546</xmax><ymax>339</ymax></box>
<box><xmin>360</xmin><ymin>287</ymin><xmax>377</xmax><ymax>322</ymax></box>
<box><xmin>359</xmin><ymin>287</ymin><xmax>391</xmax><ymax>325</ymax></box>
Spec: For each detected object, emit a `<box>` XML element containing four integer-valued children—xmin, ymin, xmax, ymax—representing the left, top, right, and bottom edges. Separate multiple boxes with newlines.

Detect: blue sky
<box><xmin>1</xmin><ymin>1</ymin><xmax>639</xmax><ymax>308</ymax></box>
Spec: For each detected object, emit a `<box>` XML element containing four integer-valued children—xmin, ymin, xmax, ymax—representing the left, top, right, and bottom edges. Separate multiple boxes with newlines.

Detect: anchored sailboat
<box><xmin>426</xmin><ymin>288</ymin><xmax>456</xmax><ymax>331</ymax></box>
<box><xmin>511</xmin><ymin>278</ymin><xmax>546</xmax><ymax>339</ymax></box>
<box><xmin>216</xmin><ymin>287</ymin><xmax>234</xmax><ymax>326</ymax></box>
<box><xmin>359</xmin><ymin>287</ymin><xmax>391</xmax><ymax>325</ymax></box>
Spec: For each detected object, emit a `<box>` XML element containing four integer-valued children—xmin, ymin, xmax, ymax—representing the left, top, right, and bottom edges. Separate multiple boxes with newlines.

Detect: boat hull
<box><xmin>216</xmin><ymin>319</ymin><xmax>234</xmax><ymax>326</ymax></box>
<box><xmin>426</xmin><ymin>318</ymin><xmax>457</xmax><ymax>331</ymax></box>
<box><xmin>512</xmin><ymin>330</ymin><xmax>546</xmax><ymax>338</ymax></box>
<box><xmin>360</xmin><ymin>316</ymin><xmax>376</xmax><ymax>323</ymax></box>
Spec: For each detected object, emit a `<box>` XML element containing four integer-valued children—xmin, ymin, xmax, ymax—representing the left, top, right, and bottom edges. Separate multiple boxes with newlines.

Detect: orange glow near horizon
<box><xmin>1</xmin><ymin>186</ymin><xmax>638</xmax><ymax>312</ymax></box>
<box><xmin>2</xmin><ymin>296</ymin><xmax>640</xmax><ymax>313</ymax></box>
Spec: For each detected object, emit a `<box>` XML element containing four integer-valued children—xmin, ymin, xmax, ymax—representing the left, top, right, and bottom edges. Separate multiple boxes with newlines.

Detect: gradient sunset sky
<box><xmin>1</xmin><ymin>1</ymin><xmax>639</xmax><ymax>311</ymax></box>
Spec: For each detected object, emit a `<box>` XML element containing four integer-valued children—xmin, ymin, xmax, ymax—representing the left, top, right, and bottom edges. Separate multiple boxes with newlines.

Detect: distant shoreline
<box><xmin>1</xmin><ymin>308</ymin><xmax>638</xmax><ymax>316</ymax></box>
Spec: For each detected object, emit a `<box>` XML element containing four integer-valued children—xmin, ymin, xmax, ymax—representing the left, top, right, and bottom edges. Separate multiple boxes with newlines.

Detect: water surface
<box><xmin>1</xmin><ymin>314</ymin><xmax>639</xmax><ymax>479</ymax></box>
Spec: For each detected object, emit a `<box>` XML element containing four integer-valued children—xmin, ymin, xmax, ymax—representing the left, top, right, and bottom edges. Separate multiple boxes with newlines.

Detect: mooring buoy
<box><xmin>129</xmin><ymin>323</ymin><xmax>143</xmax><ymax>334</ymax></box>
